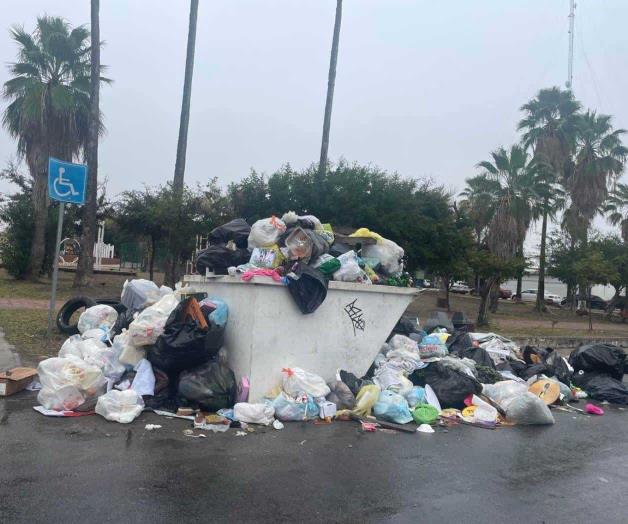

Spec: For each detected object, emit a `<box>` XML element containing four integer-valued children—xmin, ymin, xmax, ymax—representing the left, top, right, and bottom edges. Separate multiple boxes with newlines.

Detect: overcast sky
<box><xmin>1</xmin><ymin>1</ymin><xmax>626</xmax><ymax>239</ymax></box>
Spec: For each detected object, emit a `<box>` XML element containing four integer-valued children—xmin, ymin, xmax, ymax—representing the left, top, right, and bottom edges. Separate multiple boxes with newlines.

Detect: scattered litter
<box><xmin>144</xmin><ymin>424</ymin><xmax>162</xmax><ymax>431</ymax></box>
<box><xmin>235</xmin><ymin>431</ymin><xmax>247</xmax><ymax>437</ymax></box>
<box><xmin>299</xmin><ymin>440</ymin><xmax>307</xmax><ymax>446</ymax></box>
<box><xmin>183</xmin><ymin>429</ymin><xmax>207</xmax><ymax>438</ymax></box>
<box><xmin>417</xmin><ymin>424</ymin><xmax>435</xmax><ymax>434</ymax></box>
<box><xmin>585</xmin><ymin>403</ymin><xmax>604</xmax><ymax>416</ymax></box>
<box><xmin>273</xmin><ymin>419</ymin><xmax>284</xmax><ymax>430</ymax></box>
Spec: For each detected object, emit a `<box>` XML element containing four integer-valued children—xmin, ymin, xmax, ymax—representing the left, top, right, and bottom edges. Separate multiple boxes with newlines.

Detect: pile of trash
<box><xmin>32</xmin><ymin>279</ymin><xmax>627</xmax><ymax>434</ymax></box>
<box><xmin>194</xmin><ymin>215</ymin><xmax>408</xmax><ymax>314</ymax></box>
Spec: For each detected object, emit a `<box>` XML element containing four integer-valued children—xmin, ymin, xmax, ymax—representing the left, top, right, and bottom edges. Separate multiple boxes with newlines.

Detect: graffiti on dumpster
<box><xmin>344</xmin><ymin>299</ymin><xmax>365</xmax><ymax>336</ymax></box>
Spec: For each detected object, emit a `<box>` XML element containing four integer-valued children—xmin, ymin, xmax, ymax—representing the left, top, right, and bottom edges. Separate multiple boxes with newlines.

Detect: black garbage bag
<box><xmin>147</xmin><ymin>299</ymin><xmax>217</xmax><ymax>374</ymax></box>
<box><xmin>545</xmin><ymin>351</ymin><xmax>573</xmax><ymax>385</ymax></box>
<box><xmin>458</xmin><ymin>346</ymin><xmax>495</xmax><ymax>369</ymax></box>
<box><xmin>286</xmin><ymin>262</ymin><xmax>328</xmax><ymax>314</ymax></box>
<box><xmin>339</xmin><ymin>370</ymin><xmax>374</xmax><ymax>397</ymax></box>
<box><xmin>522</xmin><ymin>346</ymin><xmax>550</xmax><ymax>365</ymax></box>
<box><xmin>390</xmin><ymin>316</ymin><xmax>421</xmax><ymax>338</ymax></box>
<box><xmin>177</xmin><ymin>361</ymin><xmax>237</xmax><ymax>411</ymax></box>
<box><xmin>572</xmin><ymin>371</ymin><xmax>628</xmax><ymax>404</ymax></box>
<box><xmin>410</xmin><ymin>362</ymin><xmax>482</xmax><ymax>409</ymax></box>
<box><xmin>446</xmin><ymin>331</ymin><xmax>474</xmax><ymax>355</ymax></box>
<box><xmin>208</xmin><ymin>218</ymin><xmax>251</xmax><ymax>249</ymax></box>
<box><xmin>112</xmin><ymin>309</ymin><xmax>135</xmax><ymax>337</ymax></box>
<box><xmin>196</xmin><ymin>245</ymin><xmax>250</xmax><ymax>275</ymax></box>
<box><xmin>569</xmin><ymin>343</ymin><xmax>626</xmax><ymax>380</ymax></box>
<box><xmin>519</xmin><ymin>363</ymin><xmax>555</xmax><ymax>381</ymax></box>
<box><xmin>329</xmin><ymin>241</ymin><xmax>351</xmax><ymax>258</ymax></box>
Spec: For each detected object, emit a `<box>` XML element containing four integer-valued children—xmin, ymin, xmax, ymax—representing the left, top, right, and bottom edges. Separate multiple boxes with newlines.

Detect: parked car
<box><xmin>515</xmin><ymin>289</ymin><xmax>538</xmax><ymax>302</ymax></box>
<box><xmin>544</xmin><ymin>293</ymin><xmax>563</xmax><ymax>306</ymax></box>
<box><xmin>499</xmin><ymin>288</ymin><xmax>512</xmax><ymax>299</ymax></box>
<box><xmin>560</xmin><ymin>294</ymin><xmax>608</xmax><ymax>310</ymax></box>
<box><xmin>450</xmin><ymin>282</ymin><xmax>472</xmax><ymax>294</ymax></box>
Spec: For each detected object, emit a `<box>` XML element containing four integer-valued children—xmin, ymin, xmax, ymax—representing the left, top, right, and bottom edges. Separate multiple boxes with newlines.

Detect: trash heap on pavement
<box><xmin>30</xmin><ymin>274</ymin><xmax>628</xmax><ymax>434</ymax></box>
<box><xmin>194</xmin><ymin>214</ymin><xmax>408</xmax><ymax>314</ymax></box>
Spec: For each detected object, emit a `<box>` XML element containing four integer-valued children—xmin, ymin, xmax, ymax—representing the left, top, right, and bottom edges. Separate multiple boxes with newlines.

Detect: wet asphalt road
<box><xmin>1</xmin><ymin>392</ymin><xmax>628</xmax><ymax>524</ymax></box>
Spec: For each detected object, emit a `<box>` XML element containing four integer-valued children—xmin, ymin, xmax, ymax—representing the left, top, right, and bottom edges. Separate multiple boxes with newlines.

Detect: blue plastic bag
<box><xmin>418</xmin><ymin>335</ymin><xmax>448</xmax><ymax>359</ymax></box>
<box><xmin>405</xmin><ymin>386</ymin><xmax>426</xmax><ymax>408</ymax></box>
<box><xmin>373</xmin><ymin>390</ymin><xmax>413</xmax><ymax>424</ymax></box>
<box><xmin>272</xmin><ymin>392</ymin><xmax>320</xmax><ymax>421</ymax></box>
<box><xmin>200</xmin><ymin>297</ymin><xmax>229</xmax><ymax>327</ymax></box>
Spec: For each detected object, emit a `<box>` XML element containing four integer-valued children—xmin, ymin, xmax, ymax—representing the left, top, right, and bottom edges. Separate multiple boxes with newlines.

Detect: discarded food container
<box><xmin>318</xmin><ymin>400</ymin><xmax>337</xmax><ymax>419</ymax></box>
<box><xmin>184</xmin><ymin>275</ymin><xmax>419</xmax><ymax>401</ymax></box>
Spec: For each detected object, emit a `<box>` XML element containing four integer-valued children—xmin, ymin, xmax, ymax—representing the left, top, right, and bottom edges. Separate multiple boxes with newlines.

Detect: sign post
<box><xmin>46</xmin><ymin>158</ymin><xmax>87</xmax><ymax>337</ymax></box>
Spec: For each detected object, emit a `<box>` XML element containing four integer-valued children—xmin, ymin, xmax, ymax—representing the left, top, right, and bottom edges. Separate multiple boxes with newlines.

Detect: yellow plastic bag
<box><xmin>349</xmin><ymin>228</ymin><xmax>384</xmax><ymax>242</ymax></box>
<box><xmin>352</xmin><ymin>385</ymin><xmax>381</xmax><ymax>417</ymax></box>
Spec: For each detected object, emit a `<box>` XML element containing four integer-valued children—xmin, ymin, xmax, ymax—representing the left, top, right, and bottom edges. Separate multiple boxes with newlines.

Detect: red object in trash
<box><xmin>361</xmin><ymin>421</ymin><xmax>378</xmax><ymax>432</ymax></box>
<box><xmin>585</xmin><ymin>403</ymin><xmax>604</xmax><ymax>416</ymax></box>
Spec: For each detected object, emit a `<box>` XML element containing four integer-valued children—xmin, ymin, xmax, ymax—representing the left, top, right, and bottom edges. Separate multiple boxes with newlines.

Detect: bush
<box><xmin>0</xmin><ymin>192</ymin><xmax>34</xmax><ymax>278</ymax></box>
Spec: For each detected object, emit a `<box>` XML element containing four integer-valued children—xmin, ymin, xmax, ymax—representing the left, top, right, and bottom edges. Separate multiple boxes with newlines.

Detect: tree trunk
<box><xmin>25</xmin><ymin>165</ymin><xmax>49</xmax><ymax>280</ymax></box>
<box><xmin>477</xmin><ymin>277</ymin><xmax>496</xmax><ymax>327</ymax></box>
<box><xmin>534</xmin><ymin>205</ymin><xmax>548</xmax><ymax>312</ymax></box>
<box><xmin>172</xmin><ymin>0</ymin><xmax>199</xmax><ymax>196</ymax></box>
<box><xmin>516</xmin><ymin>241</ymin><xmax>524</xmax><ymax>297</ymax></box>
<box><xmin>489</xmin><ymin>283</ymin><xmax>500</xmax><ymax>313</ymax></box>
<box><xmin>167</xmin><ymin>0</ymin><xmax>199</xmax><ymax>287</ymax></box>
<box><xmin>588</xmin><ymin>286</ymin><xmax>593</xmax><ymax>331</ymax></box>
<box><xmin>444</xmin><ymin>275</ymin><xmax>450</xmax><ymax>312</ymax></box>
<box><xmin>317</xmin><ymin>0</ymin><xmax>343</xmax><ymax>189</ymax></box>
<box><xmin>149</xmin><ymin>235</ymin><xmax>156</xmax><ymax>282</ymax></box>
<box><xmin>74</xmin><ymin>0</ymin><xmax>100</xmax><ymax>288</ymax></box>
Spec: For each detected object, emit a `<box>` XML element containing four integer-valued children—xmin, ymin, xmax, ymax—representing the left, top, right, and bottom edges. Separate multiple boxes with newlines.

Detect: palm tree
<box><xmin>518</xmin><ymin>87</ymin><xmax>580</xmax><ymax>311</ymax></box>
<box><xmin>605</xmin><ymin>182</ymin><xmax>628</xmax><ymax>243</ymax></box>
<box><xmin>74</xmin><ymin>0</ymin><xmax>101</xmax><ymax>287</ymax></box>
<box><xmin>317</xmin><ymin>0</ymin><xmax>343</xmax><ymax>190</ymax></box>
<box><xmin>2</xmin><ymin>17</ymin><xmax>98</xmax><ymax>279</ymax></box>
<box><xmin>567</xmin><ymin>111</ymin><xmax>627</xmax><ymax>234</ymax></box>
<box><xmin>167</xmin><ymin>0</ymin><xmax>199</xmax><ymax>287</ymax></box>
<box><xmin>476</xmin><ymin>145</ymin><xmax>538</xmax><ymax>298</ymax></box>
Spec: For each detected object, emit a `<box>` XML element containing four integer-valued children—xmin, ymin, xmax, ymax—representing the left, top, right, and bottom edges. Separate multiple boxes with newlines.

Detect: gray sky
<box><xmin>1</xmin><ymin>0</ymin><xmax>627</xmax><ymax>240</ymax></box>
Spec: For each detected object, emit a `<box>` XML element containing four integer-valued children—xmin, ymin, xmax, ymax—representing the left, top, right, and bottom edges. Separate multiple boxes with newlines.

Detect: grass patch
<box><xmin>0</xmin><ymin>309</ymin><xmax>65</xmax><ymax>366</ymax></box>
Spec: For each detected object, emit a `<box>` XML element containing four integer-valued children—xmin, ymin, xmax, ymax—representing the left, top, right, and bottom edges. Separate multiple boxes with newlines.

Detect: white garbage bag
<box><xmin>248</xmin><ymin>217</ymin><xmax>286</xmax><ymax>249</ymax></box>
<box><xmin>77</xmin><ymin>304</ymin><xmax>118</xmax><ymax>335</ymax></box>
<box><xmin>234</xmin><ymin>402</ymin><xmax>275</xmax><ymax>425</ymax></box>
<box><xmin>95</xmin><ymin>389</ymin><xmax>144</xmax><ymax>424</ymax></box>
<box><xmin>127</xmin><ymin>293</ymin><xmax>179</xmax><ymax>347</ymax></box>
<box><xmin>332</xmin><ymin>250</ymin><xmax>370</xmax><ymax>283</ymax></box>
<box><xmin>121</xmin><ymin>279</ymin><xmax>163</xmax><ymax>311</ymax></box>
<box><xmin>37</xmin><ymin>356</ymin><xmax>107</xmax><ymax>411</ymax></box>
<box><xmin>131</xmin><ymin>359</ymin><xmax>155</xmax><ymax>396</ymax></box>
<box><xmin>281</xmin><ymin>367</ymin><xmax>330</xmax><ymax>398</ymax></box>
<box><xmin>113</xmin><ymin>331</ymin><xmax>145</xmax><ymax>367</ymax></box>
<box><xmin>362</xmin><ymin>237</ymin><xmax>404</xmax><ymax>276</ymax></box>
<box><xmin>482</xmin><ymin>380</ymin><xmax>554</xmax><ymax>425</ymax></box>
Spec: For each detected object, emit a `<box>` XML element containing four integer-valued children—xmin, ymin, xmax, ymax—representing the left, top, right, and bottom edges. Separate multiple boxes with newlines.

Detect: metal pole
<box><xmin>567</xmin><ymin>0</ymin><xmax>575</xmax><ymax>89</ymax></box>
<box><xmin>46</xmin><ymin>202</ymin><xmax>65</xmax><ymax>338</ymax></box>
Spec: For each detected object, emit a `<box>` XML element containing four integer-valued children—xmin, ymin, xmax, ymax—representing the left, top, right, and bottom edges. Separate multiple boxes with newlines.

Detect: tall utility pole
<box><xmin>566</xmin><ymin>0</ymin><xmax>575</xmax><ymax>90</ymax></box>
<box><xmin>317</xmin><ymin>0</ymin><xmax>343</xmax><ymax>189</ymax></box>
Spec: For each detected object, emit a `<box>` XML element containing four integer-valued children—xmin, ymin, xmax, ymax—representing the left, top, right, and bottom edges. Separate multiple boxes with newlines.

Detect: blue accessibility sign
<box><xmin>48</xmin><ymin>157</ymin><xmax>87</xmax><ymax>205</ymax></box>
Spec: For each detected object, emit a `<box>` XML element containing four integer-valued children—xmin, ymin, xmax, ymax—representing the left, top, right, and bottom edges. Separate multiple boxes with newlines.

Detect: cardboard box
<box><xmin>0</xmin><ymin>367</ymin><xmax>38</xmax><ymax>396</ymax></box>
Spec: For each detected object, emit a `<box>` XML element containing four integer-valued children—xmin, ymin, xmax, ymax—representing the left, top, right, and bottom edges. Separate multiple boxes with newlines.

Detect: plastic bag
<box><xmin>505</xmin><ymin>392</ymin><xmax>554</xmax><ymax>425</ymax></box>
<box><xmin>326</xmin><ymin>380</ymin><xmax>356</xmax><ymax>410</ymax></box>
<box><xmin>481</xmin><ymin>380</ymin><xmax>529</xmax><ymax>405</ymax></box>
<box><xmin>405</xmin><ymin>386</ymin><xmax>426</xmax><ymax>408</ymax></box>
<box><xmin>286</xmin><ymin>263</ymin><xmax>328</xmax><ymax>314</ymax></box>
<box><xmin>272</xmin><ymin>392</ymin><xmax>320</xmax><ymax>421</ymax></box>
<box><xmin>373</xmin><ymin>390</ymin><xmax>413</xmax><ymax>424</ymax></box>
<box><xmin>412</xmin><ymin>404</ymin><xmax>439</xmax><ymax>424</ymax></box>
<box><xmin>569</xmin><ymin>343</ymin><xmax>626</xmax><ymax>380</ymax></box>
<box><xmin>332</xmin><ymin>250</ymin><xmax>370</xmax><ymax>283</ymax></box>
<box><xmin>374</xmin><ymin>363</ymin><xmax>413</xmax><ymax>395</ymax></box>
<box><xmin>351</xmin><ymin>384</ymin><xmax>381</xmax><ymax>417</ymax></box>
<box><xmin>208</xmin><ymin>218</ymin><xmax>251</xmax><ymax>248</ymax></box>
<box><xmin>234</xmin><ymin>402</ymin><xmax>275</xmax><ymax>425</ymax></box>
<box><xmin>417</xmin><ymin>335</ymin><xmax>448</xmax><ymax>360</ymax></box>
<box><xmin>410</xmin><ymin>362</ymin><xmax>481</xmax><ymax>409</ymax></box>
<box><xmin>199</xmin><ymin>297</ymin><xmax>229</xmax><ymax>328</ymax></box>
<box><xmin>77</xmin><ymin>305</ymin><xmax>118</xmax><ymax>336</ymax></box>
<box><xmin>114</xmin><ymin>331</ymin><xmax>145</xmax><ymax>367</ymax></box>
<box><xmin>361</xmin><ymin>237</ymin><xmax>404</xmax><ymax>276</ymax></box>
<box><xmin>196</xmin><ymin>245</ymin><xmax>250</xmax><ymax>275</ymax></box>
<box><xmin>249</xmin><ymin>245</ymin><xmax>284</xmax><ymax>268</ymax></box>
<box><xmin>95</xmin><ymin>389</ymin><xmax>144</xmax><ymax>424</ymax></box>
<box><xmin>281</xmin><ymin>367</ymin><xmax>330</xmax><ymax>398</ymax></box>
<box><xmin>177</xmin><ymin>361</ymin><xmax>237</xmax><ymax>411</ymax></box>
<box><xmin>37</xmin><ymin>356</ymin><xmax>107</xmax><ymax>411</ymax></box>
<box><xmin>128</xmin><ymin>294</ymin><xmax>179</xmax><ymax>347</ymax></box>
<box><xmin>131</xmin><ymin>359</ymin><xmax>156</xmax><ymax>396</ymax></box>
<box><xmin>121</xmin><ymin>279</ymin><xmax>162</xmax><ymax>311</ymax></box>
<box><xmin>572</xmin><ymin>371</ymin><xmax>628</xmax><ymax>404</ymax></box>
<box><xmin>248</xmin><ymin>217</ymin><xmax>286</xmax><ymax>249</ymax></box>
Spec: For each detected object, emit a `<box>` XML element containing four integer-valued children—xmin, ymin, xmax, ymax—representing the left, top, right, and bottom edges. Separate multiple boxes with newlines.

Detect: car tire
<box><xmin>56</xmin><ymin>296</ymin><xmax>98</xmax><ymax>335</ymax></box>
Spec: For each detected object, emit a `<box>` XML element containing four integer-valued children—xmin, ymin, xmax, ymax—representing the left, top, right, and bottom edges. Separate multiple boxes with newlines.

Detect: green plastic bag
<box><xmin>412</xmin><ymin>404</ymin><xmax>439</xmax><ymax>425</ymax></box>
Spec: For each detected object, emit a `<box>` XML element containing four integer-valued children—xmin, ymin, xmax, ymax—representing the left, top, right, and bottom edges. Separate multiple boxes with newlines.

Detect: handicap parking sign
<box><xmin>48</xmin><ymin>157</ymin><xmax>87</xmax><ymax>205</ymax></box>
